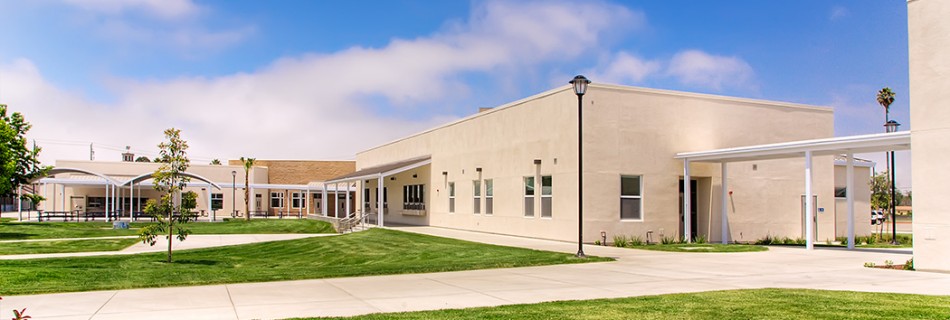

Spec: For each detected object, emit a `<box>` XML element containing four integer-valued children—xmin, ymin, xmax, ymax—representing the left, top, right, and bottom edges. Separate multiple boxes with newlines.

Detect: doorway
<box><xmin>679</xmin><ymin>179</ymin><xmax>698</xmax><ymax>241</ymax></box>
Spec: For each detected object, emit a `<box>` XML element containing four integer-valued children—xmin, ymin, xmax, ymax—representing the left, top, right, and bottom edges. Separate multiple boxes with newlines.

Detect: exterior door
<box><xmin>679</xmin><ymin>179</ymin><xmax>698</xmax><ymax>241</ymax></box>
<box><xmin>801</xmin><ymin>195</ymin><xmax>818</xmax><ymax>240</ymax></box>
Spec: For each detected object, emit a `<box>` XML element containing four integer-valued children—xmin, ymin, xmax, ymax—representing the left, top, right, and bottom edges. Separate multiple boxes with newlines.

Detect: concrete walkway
<box><xmin>3</xmin><ymin>226</ymin><xmax>949</xmax><ymax>320</ymax></box>
<box><xmin>0</xmin><ymin>234</ymin><xmax>335</xmax><ymax>260</ymax></box>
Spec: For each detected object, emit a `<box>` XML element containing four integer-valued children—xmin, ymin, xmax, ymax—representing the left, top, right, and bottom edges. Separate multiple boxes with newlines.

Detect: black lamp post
<box><xmin>884</xmin><ymin>120</ymin><xmax>900</xmax><ymax>245</ymax></box>
<box><xmin>231</xmin><ymin>170</ymin><xmax>237</xmax><ymax>218</ymax></box>
<box><xmin>570</xmin><ymin>75</ymin><xmax>591</xmax><ymax>258</ymax></box>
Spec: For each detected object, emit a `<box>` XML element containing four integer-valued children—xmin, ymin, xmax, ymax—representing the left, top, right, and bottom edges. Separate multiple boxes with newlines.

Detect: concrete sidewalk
<box><xmin>3</xmin><ymin>226</ymin><xmax>949</xmax><ymax>320</ymax></box>
<box><xmin>0</xmin><ymin>234</ymin><xmax>335</xmax><ymax>260</ymax></box>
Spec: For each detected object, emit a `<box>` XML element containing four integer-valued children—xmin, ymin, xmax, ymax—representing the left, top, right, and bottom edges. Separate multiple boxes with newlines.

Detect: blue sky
<box><xmin>0</xmin><ymin>0</ymin><xmax>911</xmax><ymax>188</ymax></box>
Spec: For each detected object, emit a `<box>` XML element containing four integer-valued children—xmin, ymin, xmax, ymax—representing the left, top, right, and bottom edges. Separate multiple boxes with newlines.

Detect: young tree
<box><xmin>240</xmin><ymin>157</ymin><xmax>255</xmax><ymax>221</ymax></box>
<box><xmin>0</xmin><ymin>104</ymin><xmax>49</xmax><ymax>199</ymax></box>
<box><xmin>139</xmin><ymin>128</ymin><xmax>195</xmax><ymax>263</ymax></box>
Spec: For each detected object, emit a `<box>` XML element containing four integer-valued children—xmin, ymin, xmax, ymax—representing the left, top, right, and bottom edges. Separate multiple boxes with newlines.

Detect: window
<box><xmin>313</xmin><ymin>193</ymin><xmax>322</xmax><ymax>210</ymax></box>
<box><xmin>270</xmin><ymin>192</ymin><xmax>284</xmax><ymax>208</ymax></box>
<box><xmin>541</xmin><ymin>175</ymin><xmax>553</xmax><ymax>218</ymax></box>
<box><xmin>485</xmin><ymin>179</ymin><xmax>493</xmax><ymax>215</ymax></box>
<box><xmin>473</xmin><ymin>180</ymin><xmax>481</xmax><ymax>214</ymax></box>
<box><xmin>211</xmin><ymin>193</ymin><xmax>223</xmax><ymax>211</ymax></box>
<box><xmin>835</xmin><ymin>187</ymin><xmax>847</xmax><ymax>198</ymax></box>
<box><xmin>403</xmin><ymin>184</ymin><xmax>425</xmax><ymax>210</ymax></box>
<box><xmin>364</xmin><ymin>188</ymin><xmax>370</xmax><ymax>211</ymax></box>
<box><xmin>620</xmin><ymin>176</ymin><xmax>643</xmax><ymax>220</ymax></box>
<box><xmin>448</xmin><ymin>182</ymin><xmax>455</xmax><ymax>213</ymax></box>
<box><xmin>291</xmin><ymin>192</ymin><xmax>304</xmax><ymax>208</ymax></box>
<box><xmin>524</xmin><ymin>176</ymin><xmax>535</xmax><ymax>217</ymax></box>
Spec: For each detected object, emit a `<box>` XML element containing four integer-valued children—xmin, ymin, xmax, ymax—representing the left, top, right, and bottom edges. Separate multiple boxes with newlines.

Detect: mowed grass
<box><xmin>0</xmin><ymin>218</ymin><xmax>334</xmax><ymax>241</ymax></box>
<box><xmin>0</xmin><ymin>228</ymin><xmax>610</xmax><ymax>295</ymax></box>
<box><xmin>627</xmin><ymin>243</ymin><xmax>767</xmax><ymax>253</ymax></box>
<box><xmin>0</xmin><ymin>238</ymin><xmax>139</xmax><ymax>255</ymax></box>
<box><xmin>304</xmin><ymin>289</ymin><xmax>950</xmax><ymax>320</ymax></box>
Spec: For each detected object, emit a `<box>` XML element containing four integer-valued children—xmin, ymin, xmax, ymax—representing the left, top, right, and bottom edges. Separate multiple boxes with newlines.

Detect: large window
<box><xmin>524</xmin><ymin>176</ymin><xmax>535</xmax><ymax>217</ymax></box>
<box><xmin>291</xmin><ymin>192</ymin><xmax>304</xmax><ymax>209</ymax></box>
<box><xmin>448</xmin><ymin>182</ymin><xmax>455</xmax><ymax>213</ymax></box>
<box><xmin>403</xmin><ymin>184</ymin><xmax>425</xmax><ymax>210</ymax></box>
<box><xmin>270</xmin><ymin>191</ymin><xmax>284</xmax><ymax>209</ymax></box>
<box><xmin>473</xmin><ymin>180</ymin><xmax>481</xmax><ymax>214</ymax></box>
<box><xmin>620</xmin><ymin>176</ymin><xmax>642</xmax><ymax>220</ymax></box>
<box><xmin>211</xmin><ymin>193</ymin><xmax>223</xmax><ymax>211</ymax></box>
<box><xmin>541</xmin><ymin>175</ymin><xmax>553</xmax><ymax>218</ymax></box>
<box><xmin>485</xmin><ymin>179</ymin><xmax>493</xmax><ymax>215</ymax></box>
<box><xmin>364</xmin><ymin>188</ymin><xmax>370</xmax><ymax>211</ymax></box>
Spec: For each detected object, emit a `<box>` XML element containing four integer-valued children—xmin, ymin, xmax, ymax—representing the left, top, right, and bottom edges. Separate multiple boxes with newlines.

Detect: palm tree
<box><xmin>877</xmin><ymin>87</ymin><xmax>895</xmax><ymax>122</ymax></box>
<box><xmin>209</xmin><ymin>159</ymin><xmax>222</xmax><ymax>165</ymax></box>
<box><xmin>240</xmin><ymin>157</ymin><xmax>255</xmax><ymax>221</ymax></box>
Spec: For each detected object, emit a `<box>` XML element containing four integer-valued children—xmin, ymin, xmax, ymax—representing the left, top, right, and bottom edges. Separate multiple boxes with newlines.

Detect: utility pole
<box><xmin>90</xmin><ymin>143</ymin><xmax>95</xmax><ymax>161</ymax></box>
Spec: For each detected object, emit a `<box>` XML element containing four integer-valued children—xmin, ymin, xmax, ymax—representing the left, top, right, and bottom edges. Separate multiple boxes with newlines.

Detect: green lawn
<box><xmin>0</xmin><ymin>238</ymin><xmax>139</xmax><ymax>255</ymax></box>
<box><xmin>625</xmin><ymin>243</ymin><xmax>767</xmax><ymax>253</ymax></box>
<box><xmin>0</xmin><ymin>228</ymin><xmax>610</xmax><ymax>295</ymax></box>
<box><xmin>303</xmin><ymin>289</ymin><xmax>950</xmax><ymax>320</ymax></box>
<box><xmin>0</xmin><ymin>219</ymin><xmax>334</xmax><ymax>241</ymax></box>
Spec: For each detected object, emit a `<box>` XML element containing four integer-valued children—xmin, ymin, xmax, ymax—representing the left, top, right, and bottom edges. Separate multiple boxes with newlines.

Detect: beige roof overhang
<box><xmin>675</xmin><ymin>131</ymin><xmax>911</xmax><ymax>163</ymax></box>
<box><xmin>326</xmin><ymin>156</ymin><xmax>431</xmax><ymax>183</ymax></box>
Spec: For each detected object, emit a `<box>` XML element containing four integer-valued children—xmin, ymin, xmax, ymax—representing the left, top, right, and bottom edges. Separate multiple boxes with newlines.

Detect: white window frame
<box><xmin>620</xmin><ymin>175</ymin><xmax>644</xmax><ymax>221</ymax></box>
<box><xmin>270</xmin><ymin>191</ymin><xmax>284</xmax><ymax>209</ymax></box>
<box><xmin>211</xmin><ymin>193</ymin><xmax>224</xmax><ymax>211</ymax></box>
<box><xmin>484</xmin><ymin>179</ymin><xmax>493</xmax><ymax>215</ymax></box>
<box><xmin>540</xmin><ymin>175</ymin><xmax>553</xmax><ymax>218</ymax></box>
<box><xmin>291</xmin><ymin>192</ymin><xmax>304</xmax><ymax>209</ymax></box>
<box><xmin>473</xmin><ymin>180</ymin><xmax>481</xmax><ymax>214</ymax></box>
<box><xmin>448</xmin><ymin>182</ymin><xmax>455</xmax><ymax>213</ymax></box>
<box><xmin>524</xmin><ymin>176</ymin><xmax>535</xmax><ymax>218</ymax></box>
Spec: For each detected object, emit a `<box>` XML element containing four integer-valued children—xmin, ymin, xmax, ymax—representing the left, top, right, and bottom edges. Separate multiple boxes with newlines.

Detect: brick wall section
<box><xmin>227</xmin><ymin>160</ymin><xmax>355</xmax><ymax>184</ymax></box>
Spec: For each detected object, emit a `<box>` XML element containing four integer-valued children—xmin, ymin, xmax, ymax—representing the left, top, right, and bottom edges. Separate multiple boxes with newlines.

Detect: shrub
<box><xmin>754</xmin><ymin>234</ymin><xmax>774</xmax><ymax>245</ymax></box>
<box><xmin>885</xmin><ymin>260</ymin><xmax>894</xmax><ymax>267</ymax></box>
<box><xmin>864</xmin><ymin>262</ymin><xmax>876</xmax><ymax>268</ymax></box>
<box><xmin>694</xmin><ymin>234</ymin><xmax>707</xmax><ymax>244</ymax></box>
<box><xmin>836</xmin><ymin>236</ymin><xmax>849</xmax><ymax>246</ymax></box>
<box><xmin>781</xmin><ymin>237</ymin><xmax>794</xmax><ymax>245</ymax></box>
<box><xmin>795</xmin><ymin>238</ymin><xmax>806</xmax><ymax>245</ymax></box>
<box><xmin>629</xmin><ymin>236</ymin><xmax>644</xmax><ymax>246</ymax></box>
<box><xmin>904</xmin><ymin>258</ymin><xmax>915</xmax><ymax>271</ymax></box>
<box><xmin>594</xmin><ymin>240</ymin><xmax>601</xmax><ymax>246</ymax></box>
<box><xmin>613</xmin><ymin>235</ymin><xmax>628</xmax><ymax>247</ymax></box>
<box><xmin>661</xmin><ymin>235</ymin><xmax>678</xmax><ymax>245</ymax></box>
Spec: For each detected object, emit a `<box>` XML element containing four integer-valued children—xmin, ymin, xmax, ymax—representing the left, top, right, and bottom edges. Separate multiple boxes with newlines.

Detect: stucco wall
<box><xmin>356</xmin><ymin>84</ymin><xmax>838</xmax><ymax>243</ymax></box>
<box><xmin>909</xmin><ymin>0</ymin><xmax>950</xmax><ymax>272</ymax></box>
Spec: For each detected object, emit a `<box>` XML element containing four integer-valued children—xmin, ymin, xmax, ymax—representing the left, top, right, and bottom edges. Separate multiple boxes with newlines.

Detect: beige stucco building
<box><xmin>334</xmin><ymin>84</ymin><xmax>873</xmax><ymax>244</ymax></box>
<box><xmin>32</xmin><ymin>159</ymin><xmax>355</xmax><ymax>221</ymax></box>
<box><xmin>909</xmin><ymin>0</ymin><xmax>950</xmax><ymax>272</ymax></box>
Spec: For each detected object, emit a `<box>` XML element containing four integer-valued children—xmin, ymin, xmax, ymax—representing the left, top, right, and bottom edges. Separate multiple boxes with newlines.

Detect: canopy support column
<box><xmin>684</xmin><ymin>159</ymin><xmax>691</xmax><ymax>243</ymax></box>
<box><xmin>104</xmin><ymin>183</ymin><xmax>109</xmax><ymax>221</ymax></box>
<box><xmin>346</xmin><ymin>182</ymin><xmax>351</xmax><ymax>216</ymax></box>
<box><xmin>333</xmin><ymin>184</ymin><xmax>339</xmax><ymax>218</ymax></box>
<box><xmin>322</xmin><ymin>184</ymin><xmax>328</xmax><ymax>216</ymax></box>
<box><xmin>805</xmin><ymin>150</ymin><xmax>814</xmax><ymax>250</ymax></box>
<box><xmin>208</xmin><ymin>184</ymin><xmax>214</xmax><ymax>222</ymax></box>
<box><xmin>846</xmin><ymin>153</ymin><xmax>855</xmax><ymax>250</ymax></box>
<box><xmin>377</xmin><ymin>176</ymin><xmax>384</xmax><ymax>227</ymax></box>
<box><xmin>721</xmin><ymin>162</ymin><xmax>729</xmax><ymax>244</ymax></box>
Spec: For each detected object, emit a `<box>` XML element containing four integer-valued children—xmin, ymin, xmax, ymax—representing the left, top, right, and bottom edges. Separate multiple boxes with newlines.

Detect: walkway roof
<box><xmin>675</xmin><ymin>131</ymin><xmax>910</xmax><ymax>163</ymax></box>
<box><xmin>326</xmin><ymin>156</ymin><xmax>431</xmax><ymax>183</ymax></box>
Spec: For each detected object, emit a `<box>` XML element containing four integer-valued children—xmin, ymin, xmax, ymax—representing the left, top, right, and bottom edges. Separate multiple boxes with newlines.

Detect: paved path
<box><xmin>3</xmin><ymin>226</ymin><xmax>949</xmax><ymax>320</ymax></box>
<box><xmin>0</xmin><ymin>234</ymin><xmax>335</xmax><ymax>260</ymax></box>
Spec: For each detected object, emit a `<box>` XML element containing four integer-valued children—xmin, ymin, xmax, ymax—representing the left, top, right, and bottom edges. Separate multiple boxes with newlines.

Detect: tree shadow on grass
<box><xmin>0</xmin><ymin>232</ymin><xmax>34</xmax><ymax>240</ymax></box>
<box><xmin>172</xmin><ymin>259</ymin><xmax>219</xmax><ymax>266</ymax></box>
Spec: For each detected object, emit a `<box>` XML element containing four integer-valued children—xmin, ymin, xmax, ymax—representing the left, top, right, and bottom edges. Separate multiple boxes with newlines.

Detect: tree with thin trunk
<box><xmin>877</xmin><ymin>87</ymin><xmax>895</xmax><ymax>121</ymax></box>
<box><xmin>240</xmin><ymin>157</ymin><xmax>255</xmax><ymax>221</ymax></box>
<box><xmin>139</xmin><ymin>128</ymin><xmax>196</xmax><ymax>263</ymax></box>
<box><xmin>0</xmin><ymin>104</ymin><xmax>50</xmax><ymax>200</ymax></box>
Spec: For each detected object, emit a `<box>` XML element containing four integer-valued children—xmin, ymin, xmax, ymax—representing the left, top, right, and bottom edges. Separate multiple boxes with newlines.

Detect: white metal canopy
<box><xmin>323</xmin><ymin>156</ymin><xmax>432</xmax><ymax>227</ymax></box>
<box><xmin>674</xmin><ymin>131</ymin><xmax>910</xmax><ymax>250</ymax></box>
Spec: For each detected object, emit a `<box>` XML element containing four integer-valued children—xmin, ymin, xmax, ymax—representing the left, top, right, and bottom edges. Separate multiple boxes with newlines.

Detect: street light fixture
<box><xmin>884</xmin><ymin>120</ymin><xmax>900</xmax><ymax>245</ymax></box>
<box><xmin>570</xmin><ymin>75</ymin><xmax>590</xmax><ymax>258</ymax></box>
<box><xmin>231</xmin><ymin>170</ymin><xmax>237</xmax><ymax>219</ymax></box>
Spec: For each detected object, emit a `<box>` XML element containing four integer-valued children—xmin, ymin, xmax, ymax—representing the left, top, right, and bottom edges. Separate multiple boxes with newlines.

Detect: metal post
<box><xmin>846</xmin><ymin>153</ymin><xmax>855</xmax><ymax>250</ymax></box>
<box><xmin>232</xmin><ymin>172</ymin><xmax>236</xmax><ymax>218</ymax></box>
<box><xmin>377</xmin><ymin>176</ymin><xmax>384</xmax><ymax>227</ymax></box>
<box><xmin>721</xmin><ymin>162</ymin><xmax>729</xmax><ymax>244</ymax></box>
<box><xmin>576</xmin><ymin>93</ymin><xmax>585</xmax><ymax>257</ymax></box>
<box><xmin>805</xmin><ymin>150</ymin><xmax>814</xmax><ymax>250</ymax></box>
<box><xmin>890</xmin><ymin>150</ymin><xmax>898</xmax><ymax>244</ymax></box>
<box><xmin>684</xmin><ymin>159</ymin><xmax>691</xmax><ymax>243</ymax></box>
<box><xmin>17</xmin><ymin>185</ymin><xmax>22</xmax><ymax>222</ymax></box>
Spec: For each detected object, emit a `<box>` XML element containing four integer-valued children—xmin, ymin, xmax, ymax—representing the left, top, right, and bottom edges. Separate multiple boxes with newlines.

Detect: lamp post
<box><xmin>884</xmin><ymin>120</ymin><xmax>900</xmax><ymax>245</ymax></box>
<box><xmin>231</xmin><ymin>170</ymin><xmax>237</xmax><ymax>218</ymax></box>
<box><xmin>570</xmin><ymin>75</ymin><xmax>591</xmax><ymax>258</ymax></box>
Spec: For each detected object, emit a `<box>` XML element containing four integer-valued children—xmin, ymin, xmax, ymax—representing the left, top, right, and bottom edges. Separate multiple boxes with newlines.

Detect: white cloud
<box><xmin>587</xmin><ymin>51</ymin><xmax>661</xmax><ymax>85</ymax></box>
<box><xmin>61</xmin><ymin>0</ymin><xmax>201</xmax><ymax>20</ymax></box>
<box><xmin>830</xmin><ymin>6</ymin><xmax>850</xmax><ymax>21</ymax></box>
<box><xmin>4</xmin><ymin>0</ymin><xmax>638</xmax><ymax>165</ymax></box>
<box><xmin>667</xmin><ymin>50</ymin><xmax>755</xmax><ymax>91</ymax></box>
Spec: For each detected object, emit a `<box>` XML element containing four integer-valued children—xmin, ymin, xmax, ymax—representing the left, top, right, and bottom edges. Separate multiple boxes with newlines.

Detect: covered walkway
<box><xmin>675</xmin><ymin>131</ymin><xmax>911</xmax><ymax>250</ymax></box>
<box><xmin>325</xmin><ymin>156</ymin><xmax>432</xmax><ymax>226</ymax></box>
